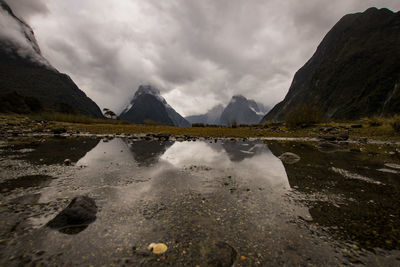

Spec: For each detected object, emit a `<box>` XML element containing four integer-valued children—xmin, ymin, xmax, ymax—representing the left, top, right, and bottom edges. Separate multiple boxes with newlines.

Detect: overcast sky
<box><xmin>5</xmin><ymin>0</ymin><xmax>400</xmax><ymax>116</ymax></box>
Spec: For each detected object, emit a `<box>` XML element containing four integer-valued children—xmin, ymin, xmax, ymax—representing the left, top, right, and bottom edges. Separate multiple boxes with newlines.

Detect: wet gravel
<box><xmin>0</xmin><ymin>136</ymin><xmax>399</xmax><ymax>266</ymax></box>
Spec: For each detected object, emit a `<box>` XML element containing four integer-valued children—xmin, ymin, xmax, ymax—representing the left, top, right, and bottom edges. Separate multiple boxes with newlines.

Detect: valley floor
<box><xmin>1</xmin><ymin>113</ymin><xmax>400</xmax><ymax>266</ymax></box>
<box><xmin>1</xmin><ymin>114</ymin><xmax>399</xmax><ymax>143</ymax></box>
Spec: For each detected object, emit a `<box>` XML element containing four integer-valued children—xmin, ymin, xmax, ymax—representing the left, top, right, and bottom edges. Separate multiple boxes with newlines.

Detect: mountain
<box><xmin>263</xmin><ymin>7</ymin><xmax>400</xmax><ymax>122</ymax></box>
<box><xmin>220</xmin><ymin>95</ymin><xmax>267</xmax><ymax>125</ymax></box>
<box><xmin>120</xmin><ymin>85</ymin><xmax>190</xmax><ymax>126</ymax></box>
<box><xmin>0</xmin><ymin>0</ymin><xmax>103</xmax><ymax>117</ymax></box>
<box><xmin>248</xmin><ymin>100</ymin><xmax>270</xmax><ymax>115</ymax></box>
<box><xmin>186</xmin><ymin>104</ymin><xmax>224</xmax><ymax>125</ymax></box>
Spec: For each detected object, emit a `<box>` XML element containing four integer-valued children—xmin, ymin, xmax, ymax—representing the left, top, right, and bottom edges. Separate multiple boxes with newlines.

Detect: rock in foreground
<box><xmin>47</xmin><ymin>196</ymin><xmax>97</xmax><ymax>232</ymax></box>
<box><xmin>279</xmin><ymin>152</ymin><xmax>301</xmax><ymax>164</ymax></box>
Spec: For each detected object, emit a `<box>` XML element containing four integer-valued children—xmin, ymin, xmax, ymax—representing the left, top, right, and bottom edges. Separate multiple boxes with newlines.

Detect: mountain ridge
<box><xmin>185</xmin><ymin>104</ymin><xmax>224</xmax><ymax>125</ymax></box>
<box><xmin>263</xmin><ymin>7</ymin><xmax>400</xmax><ymax>122</ymax></box>
<box><xmin>220</xmin><ymin>95</ymin><xmax>267</xmax><ymax>125</ymax></box>
<box><xmin>0</xmin><ymin>0</ymin><xmax>103</xmax><ymax>117</ymax></box>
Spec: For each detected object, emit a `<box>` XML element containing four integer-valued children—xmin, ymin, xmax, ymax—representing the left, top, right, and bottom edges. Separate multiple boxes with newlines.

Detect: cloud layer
<box><xmin>5</xmin><ymin>0</ymin><xmax>400</xmax><ymax>116</ymax></box>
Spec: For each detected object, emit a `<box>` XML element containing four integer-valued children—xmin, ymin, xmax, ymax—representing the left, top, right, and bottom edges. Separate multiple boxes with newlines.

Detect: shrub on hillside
<box><xmin>390</xmin><ymin>116</ymin><xmax>400</xmax><ymax>133</ymax></box>
<box><xmin>192</xmin><ymin>123</ymin><xmax>205</xmax><ymax>127</ymax></box>
<box><xmin>365</xmin><ymin>116</ymin><xmax>383</xmax><ymax>127</ymax></box>
<box><xmin>0</xmin><ymin>91</ymin><xmax>43</xmax><ymax>114</ymax></box>
<box><xmin>230</xmin><ymin>120</ymin><xmax>237</xmax><ymax>128</ymax></box>
<box><xmin>285</xmin><ymin>105</ymin><xmax>324</xmax><ymax>128</ymax></box>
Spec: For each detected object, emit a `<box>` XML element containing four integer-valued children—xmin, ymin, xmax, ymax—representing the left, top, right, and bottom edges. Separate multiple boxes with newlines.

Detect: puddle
<box><xmin>1</xmin><ymin>137</ymin><xmax>100</xmax><ymax>165</ymax></box>
<box><xmin>0</xmin><ymin>175</ymin><xmax>54</xmax><ymax>193</ymax></box>
<box><xmin>0</xmin><ymin>137</ymin><xmax>399</xmax><ymax>266</ymax></box>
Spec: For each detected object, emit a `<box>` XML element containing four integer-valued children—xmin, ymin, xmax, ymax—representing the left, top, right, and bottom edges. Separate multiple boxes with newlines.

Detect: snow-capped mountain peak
<box><xmin>133</xmin><ymin>85</ymin><xmax>161</xmax><ymax>100</ymax></box>
<box><xmin>120</xmin><ymin>85</ymin><xmax>190</xmax><ymax>127</ymax></box>
<box><xmin>121</xmin><ymin>85</ymin><xmax>170</xmax><ymax>115</ymax></box>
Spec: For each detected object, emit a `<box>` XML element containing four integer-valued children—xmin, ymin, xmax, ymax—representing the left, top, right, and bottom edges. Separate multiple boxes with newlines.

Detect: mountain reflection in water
<box><xmin>77</xmin><ymin>139</ymin><xmax>290</xmax><ymax>190</ymax></box>
<box><xmin>2</xmin><ymin>138</ymin><xmax>400</xmax><ymax>266</ymax></box>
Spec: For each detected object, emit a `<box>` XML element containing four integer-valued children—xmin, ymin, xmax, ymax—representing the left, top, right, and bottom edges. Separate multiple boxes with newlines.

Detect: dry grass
<box><xmin>2</xmin><ymin>113</ymin><xmax>400</xmax><ymax>141</ymax></box>
<box><xmin>63</xmin><ymin>123</ymin><xmax>272</xmax><ymax>138</ymax></box>
<box><xmin>362</xmin><ymin>116</ymin><xmax>384</xmax><ymax>127</ymax></box>
<box><xmin>29</xmin><ymin>112</ymin><xmax>131</xmax><ymax>125</ymax></box>
<box><xmin>389</xmin><ymin>115</ymin><xmax>400</xmax><ymax>133</ymax></box>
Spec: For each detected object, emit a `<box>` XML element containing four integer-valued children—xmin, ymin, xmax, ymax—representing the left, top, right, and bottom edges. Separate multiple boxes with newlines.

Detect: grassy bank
<box><xmin>1</xmin><ymin>113</ymin><xmax>399</xmax><ymax>141</ymax></box>
<box><xmin>28</xmin><ymin>112</ymin><xmax>130</xmax><ymax>125</ymax></box>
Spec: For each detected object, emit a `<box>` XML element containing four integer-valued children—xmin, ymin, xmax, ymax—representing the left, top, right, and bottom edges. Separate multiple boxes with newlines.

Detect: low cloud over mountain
<box><xmin>4</xmin><ymin>0</ymin><xmax>400</xmax><ymax>116</ymax></box>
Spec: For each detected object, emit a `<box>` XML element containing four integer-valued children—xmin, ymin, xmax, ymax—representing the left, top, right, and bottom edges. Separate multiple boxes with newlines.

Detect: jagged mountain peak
<box><xmin>134</xmin><ymin>85</ymin><xmax>161</xmax><ymax>99</ymax></box>
<box><xmin>122</xmin><ymin>84</ymin><xmax>170</xmax><ymax>115</ymax></box>
<box><xmin>220</xmin><ymin>95</ymin><xmax>268</xmax><ymax>125</ymax></box>
<box><xmin>120</xmin><ymin>85</ymin><xmax>190</xmax><ymax>127</ymax></box>
<box><xmin>230</xmin><ymin>95</ymin><xmax>247</xmax><ymax>103</ymax></box>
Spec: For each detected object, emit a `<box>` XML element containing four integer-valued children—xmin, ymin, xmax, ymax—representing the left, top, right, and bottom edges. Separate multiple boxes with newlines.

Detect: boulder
<box><xmin>279</xmin><ymin>152</ymin><xmax>301</xmax><ymax>164</ymax></box>
<box><xmin>337</xmin><ymin>134</ymin><xmax>349</xmax><ymax>141</ymax></box>
<box><xmin>47</xmin><ymin>196</ymin><xmax>97</xmax><ymax>232</ymax></box>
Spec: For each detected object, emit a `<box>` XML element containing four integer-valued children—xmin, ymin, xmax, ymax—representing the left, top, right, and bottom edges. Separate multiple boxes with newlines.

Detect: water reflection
<box><xmin>161</xmin><ymin>141</ymin><xmax>290</xmax><ymax>189</ymax></box>
<box><xmin>75</xmin><ymin>139</ymin><xmax>290</xmax><ymax>192</ymax></box>
<box><xmin>221</xmin><ymin>140</ymin><xmax>268</xmax><ymax>161</ymax></box>
<box><xmin>44</xmin><ymin>139</ymin><xmax>295</xmax><ymax>265</ymax></box>
<box><xmin>19</xmin><ymin>138</ymin><xmax>100</xmax><ymax>165</ymax></box>
<box><xmin>76</xmin><ymin>139</ymin><xmax>134</xmax><ymax>167</ymax></box>
<box><xmin>77</xmin><ymin>139</ymin><xmax>174</xmax><ymax>167</ymax></box>
<box><xmin>128</xmin><ymin>140</ymin><xmax>174</xmax><ymax>166</ymax></box>
<box><xmin>267</xmin><ymin>141</ymin><xmax>400</xmax><ymax>250</ymax></box>
<box><xmin>4</xmin><ymin>138</ymin><xmax>400</xmax><ymax>265</ymax></box>
<box><xmin>0</xmin><ymin>175</ymin><xmax>54</xmax><ymax>193</ymax></box>
<box><xmin>76</xmin><ymin>139</ymin><xmax>289</xmax><ymax>191</ymax></box>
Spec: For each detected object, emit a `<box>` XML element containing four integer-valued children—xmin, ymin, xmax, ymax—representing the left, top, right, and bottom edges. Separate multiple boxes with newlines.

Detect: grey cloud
<box><xmin>4</xmin><ymin>0</ymin><xmax>48</xmax><ymax>20</ymax></box>
<box><xmin>0</xmin><ymin>6</ymin><xmax>50</xmax><ymax>67</ymax></box>
<box><xmin>7</xmin><ymin>0</ymin><xmax>400</xmax><ymax>116</ymax></box>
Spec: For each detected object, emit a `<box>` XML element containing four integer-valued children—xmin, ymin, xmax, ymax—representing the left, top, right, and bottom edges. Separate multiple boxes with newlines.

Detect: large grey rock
<box><xmin>47</xmin><ymin>196</ymin><xmax>97</xmax><ymax>231</ymax></box>
<box><xmin>279</xmin><ymin>152</ymin><xmax>301</xmax><ymax>164</ymax></box>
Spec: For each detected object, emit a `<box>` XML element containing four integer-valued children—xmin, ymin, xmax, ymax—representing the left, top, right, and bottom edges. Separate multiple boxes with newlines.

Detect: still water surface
<box><xmin>0</xmin><ymin>138</ymin><xmax>399</xmax><ymax>266</ymax></box>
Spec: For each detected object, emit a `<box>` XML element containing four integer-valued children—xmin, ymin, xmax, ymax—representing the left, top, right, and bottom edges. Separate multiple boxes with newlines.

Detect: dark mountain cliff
<box><xmin>0</xmin><ymin>0</ymin><xmax>103</xmax><ymax>117</ymax></box>
<box><xmin>263</xmin><ymin>8</ymin><xmax>400</xmax><ymax>122</ymax></box>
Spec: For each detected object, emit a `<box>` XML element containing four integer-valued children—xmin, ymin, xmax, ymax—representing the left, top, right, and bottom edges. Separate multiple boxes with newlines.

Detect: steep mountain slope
<box><xmin>220</xmin><ymin>95</ymin><xmax>266</xmax><ymax>125</ymax></box>
<box><xmin>263</xmin><ymin>7</ymin><xmax>400</xmax><ymax>122</ymax></box>
<box><xmin>186</xmin><ymin>104</ymin><xmax>224</xmax><ymax>125</ymax></box>
<box><xmin>0</xmin><ymin>0</ymin><xmax>103</xmax><ymax>117</ymax></box>
<box><xmin>120</xmin><ymin>85</ymin><xmax>190</xmax><ymax>126</ymax></box>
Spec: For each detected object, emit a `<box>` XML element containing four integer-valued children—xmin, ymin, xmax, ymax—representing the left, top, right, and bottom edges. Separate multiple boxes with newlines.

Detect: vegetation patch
<box><xmin>0</xmin><ymin>91</ymin><xmax>43</xmax><ymax>114</ymax></box>
<box><xmin>29</xmin><ymin>112</ymin><xmax>131</xmax><ymax>125</ymax></box>
<box><xmin>285</xmin><ymin>105</ymin><xmax>325</xmax><ymax>129</ymax></box>
<box><xmin>390</xmin><ymin>116</ymin><xmax>400</xmax><ymax>133</ymax></box>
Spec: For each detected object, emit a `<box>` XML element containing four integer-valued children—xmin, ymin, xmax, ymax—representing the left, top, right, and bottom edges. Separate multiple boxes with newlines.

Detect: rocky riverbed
<box><xmin>0</xmin><ymin>135</ymin><xmax>400</xmax><ymax>266</ymax></box>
